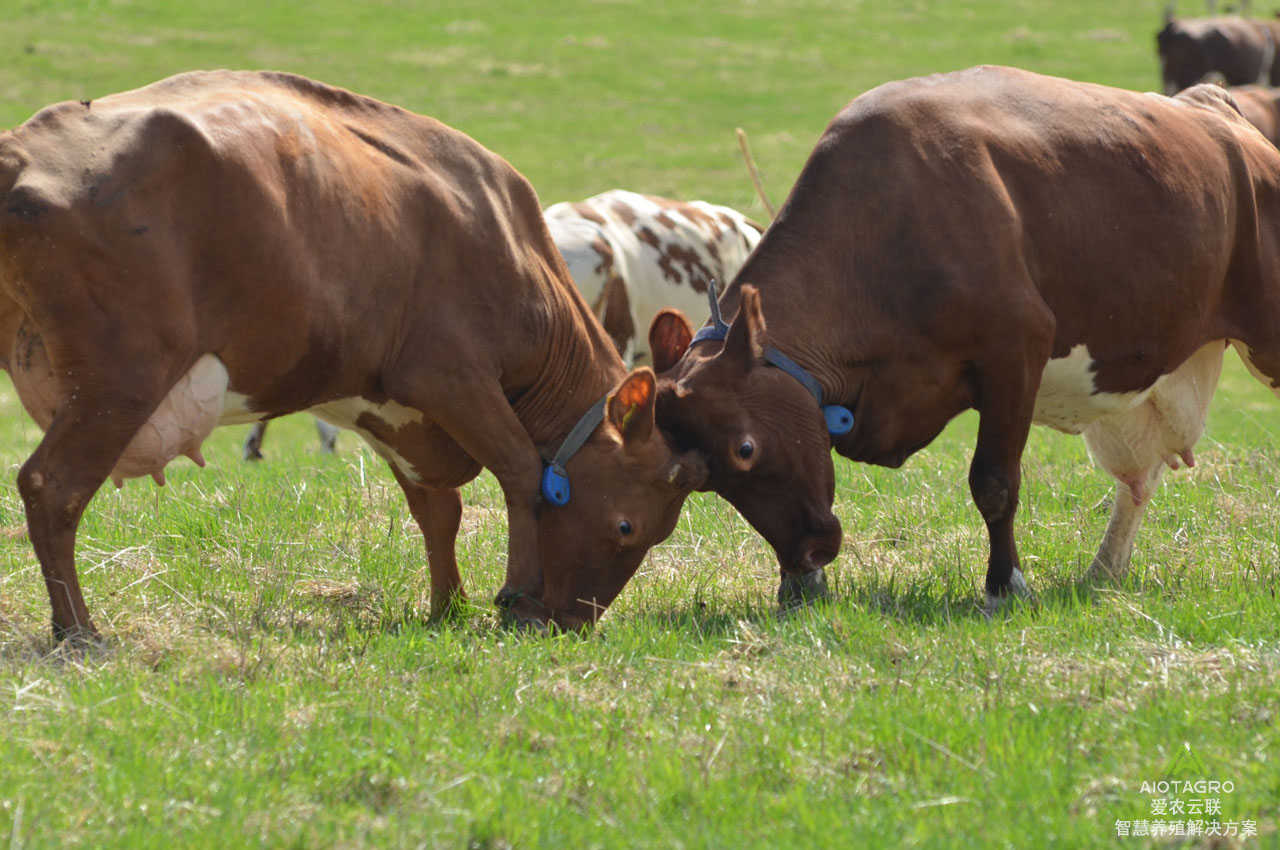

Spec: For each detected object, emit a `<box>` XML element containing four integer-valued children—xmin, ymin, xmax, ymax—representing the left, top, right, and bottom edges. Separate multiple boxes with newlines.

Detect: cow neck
<box><xmin>511</xmin><ymin>284</ymin><xmax>624</xmax><ymax>459</ymax></box>
<box><xmin>694</xmin><ymin>281</ymin><xmax>854</xmax><ymax>436</ymax></box>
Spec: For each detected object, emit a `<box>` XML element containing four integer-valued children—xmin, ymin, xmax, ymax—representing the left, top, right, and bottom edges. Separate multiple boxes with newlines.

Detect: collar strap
<box><xmin>541</xmin><ymin>396</ymin><xmax>608</xmax><ymax>506</ymax></box>
<box><xmin>691</xmin><ymin>281</ymin><xmax>854</xmax><ymax>436</ymax></box>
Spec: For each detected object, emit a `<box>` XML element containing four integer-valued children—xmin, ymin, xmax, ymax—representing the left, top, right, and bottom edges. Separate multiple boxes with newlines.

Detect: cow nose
<box><xmin>803</xmin><ymin>544</ymin><xmax>838</xmax><ymax>571</ymax></box>
<box><xmin>495</xmin><ymin>585</ymin><xmax>551</xmax><ymax>630</ymax></box>
<box><xmin>507</xmin><ymin>615</ymin><xmax>548</xmax><ymax>634</ymax></box>
<box><xmin>803</xmin><ymin>516</ymin><xmax>843</xmax><ymax>570</ymax></box>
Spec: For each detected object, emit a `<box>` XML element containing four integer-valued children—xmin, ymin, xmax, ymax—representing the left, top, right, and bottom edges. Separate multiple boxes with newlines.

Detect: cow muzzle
<box><xmin>494</xmin><ymin>585</ymin><xmax>550</xmax><ymax>630</ymax></box>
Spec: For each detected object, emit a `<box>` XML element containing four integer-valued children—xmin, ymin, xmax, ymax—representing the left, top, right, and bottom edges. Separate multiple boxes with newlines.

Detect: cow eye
<box><xmin>737</xmin><ymin>440</ymin><xmax>755</xmax><ymax>460</ymax></box>
<box><xmin>618</xmin><ymin>519</ymin><xmax>633</xmax><ymax>537</ymax></box>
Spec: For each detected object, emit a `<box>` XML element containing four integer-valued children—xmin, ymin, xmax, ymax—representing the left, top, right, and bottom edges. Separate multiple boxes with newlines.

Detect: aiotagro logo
<box><xmin>1114</xmin><ymin>743</ymin><xmax>1257</xmax><ymax>840</ymax></box>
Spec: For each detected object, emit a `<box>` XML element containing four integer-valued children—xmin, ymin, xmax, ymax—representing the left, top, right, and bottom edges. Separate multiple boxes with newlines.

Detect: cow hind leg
<box><xmin>242</xmin><ymin>422</ymin><xmax>268</xmax><ymax>461</ymax></box>
<box><xmin>1230</xmin><ymin>340</ymin><xmax>1280</xmax><ymax>401</ymax></box>
<box><xmin>17</xmin><ymin>371</ymin><xmax>197</xmax><ymax>642</ymax></box>
<box><xmin>315</xmin><ymin>418</ymin><xmax>340</xmax><ymax>453</ymax></box>
<box><xmin>1084</xmin><ymin>469</ymin><xmax>1162</xmax><ymax>583</ymax></box>
<box><xmin>1082</xmin><ymin>341</ymin><xmax>1224</xmax><ymax>584</ymax></box>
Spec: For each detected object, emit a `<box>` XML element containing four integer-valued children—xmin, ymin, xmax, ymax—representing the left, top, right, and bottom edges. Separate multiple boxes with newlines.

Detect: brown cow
<box><xmin>240</xmin><ymin>189</ymin><xmax>763</xmax><ymax>460</ymax></box>
<box><xmin>648</xmin><ymin>66</ymin><xmax>1280</xmax><ymax>612</ymax></box>
<box><xmin>0</xmin><ymin>70</ymin><xmax>707</xmax><ymax>641</ymax></box>
<box><xmin>1157</xmin><ymin>13</ymin><xmax>1280</xmax><ymax>94</ymax></box>
<box><xmin>1230</xmin><ymin>84</ymin><xmax>1280</xmax><ymax>143</ymax></box>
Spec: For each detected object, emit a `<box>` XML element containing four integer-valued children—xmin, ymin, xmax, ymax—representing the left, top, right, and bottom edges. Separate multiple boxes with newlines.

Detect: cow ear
<box><xmin>665</xmin><ymin>449</ymin><xmax>710</xmax><ymax>493</ymax></box>
<box><xmin>649</xmin><ymin>309</ymin><xmax>693</xmax><ymax>373</ymax></box>
<box><xmin>724</xmin><ymin>284</ymin><xmax>766</xmax><ymax>366</ymax></box>
<box><xmin>607</xmin><ymin>367</ymin><xmax>656</xmax><ymax>445</ymax></box>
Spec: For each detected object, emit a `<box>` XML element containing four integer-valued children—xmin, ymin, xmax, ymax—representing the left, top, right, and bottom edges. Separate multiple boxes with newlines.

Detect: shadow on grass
<box><xmin>618</xmin><ymin>565</ymin><xmax>1128</xmax><ymax>635</ymax></box>
<box><xmin>5</xmin><ymin>569</ymin><xmax>1149</xmax><ymax>665</ymax></box>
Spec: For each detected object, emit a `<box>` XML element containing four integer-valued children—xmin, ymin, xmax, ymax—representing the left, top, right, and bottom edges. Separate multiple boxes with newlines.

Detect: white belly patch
<box><xmin>9</xmin><ymin>323</ymin><xmax>432</xmax><ymax>487</ymax></box>
<box><xmin>1032</xmin><ymin>344</ymin><xmax>1155</xmax><ymax>434</ymax></box>
<box><xmin>309</xmin><ymin>397</ymin><xmax>426</xmax><ymax>481</ymax></box>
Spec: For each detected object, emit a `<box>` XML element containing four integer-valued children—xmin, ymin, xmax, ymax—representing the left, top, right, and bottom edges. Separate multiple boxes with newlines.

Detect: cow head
<box><xmin>650</xmin><ymin>284</ymin><xmax>975</xmax><ymax>583</ymax></box>
<box><xmin>1158</xmin><ymin>18</ymin><xmax>1217</xmax><ymax>94</ymax></box>
<box><xmin>648</xmin><ymin>288</ymin><xmax>843</xmax><ymax>579</ymax></box>
<box><xmin>505</xmin><ymin>367</ymin><xmax>708</xmax><ymax>630</ymax></box>
<box><xmin>1156</xmin><ymin>16</ymin><xmax>1270</xmax><ymax>95</ymax></box>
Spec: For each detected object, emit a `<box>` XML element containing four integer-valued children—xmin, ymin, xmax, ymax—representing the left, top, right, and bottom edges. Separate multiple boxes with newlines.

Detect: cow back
<box><xmin>0</xmin><ymin>70</ymin><xmax>617</xmax><ymax>414</ymax></box>
<box><xmin>545</xmin><ymin>189</ymin><xmax>763</xmax><ymax>364</ymax></box>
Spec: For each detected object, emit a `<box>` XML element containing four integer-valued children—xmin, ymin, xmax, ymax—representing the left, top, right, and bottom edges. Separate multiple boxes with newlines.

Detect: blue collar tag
<box><xmin>540</xmin><ymin>396</ymin><xmax>609</xmax><ymax>506</ymax></box>
<box><xmin>693</xmin><ymin>281</ymin><xmax>854</xmax><ymax>438</ymax></box>
<box><xmin>541</xmin><ymin>465</ymin><xmax>571</xmax><ymax>506</ymax></box>
<box><xmin>823</xmin><ymin>404</ymin><xmax>855</xmax><ymax>435</ymax></box>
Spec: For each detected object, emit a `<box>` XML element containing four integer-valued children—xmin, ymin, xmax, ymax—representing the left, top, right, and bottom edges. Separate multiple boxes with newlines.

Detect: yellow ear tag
<box><xmin>619</xmin><ymin>401</ymin><xmax>639</xmax><ymax>431</ymax></box>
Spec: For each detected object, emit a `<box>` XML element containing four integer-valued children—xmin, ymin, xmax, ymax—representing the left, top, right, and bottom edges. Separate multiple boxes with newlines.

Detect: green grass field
<box><xmin>1</xmin><ymin>1</ymin><xmax>1278</xmax><ymax>847</ymax></box>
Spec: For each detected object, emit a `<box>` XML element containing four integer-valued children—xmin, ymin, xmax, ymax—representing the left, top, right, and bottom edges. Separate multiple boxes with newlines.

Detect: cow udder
<box><xmin>10</xmin><ymin>325</ymin><xmax>227</xmax><ymax>487</ymax></box>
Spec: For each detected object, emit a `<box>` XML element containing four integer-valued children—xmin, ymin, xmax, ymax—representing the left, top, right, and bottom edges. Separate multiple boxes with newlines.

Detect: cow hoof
<box><xmin>427</xmin><ymin>592</ymin><xmax>470</xmax><ymax>623</ymax></box>
<box><xmin>778</xmin><ymin>567</ymin><xmax>829</xmax><ymax>612</ymax></box>
<box><xmin>242</xmin><ymin>446</ymin><xmax>264</xmax><ymax>462</ymax></box>
<box><xmin>51</xmin><ymin>620</ymin><xmax>103</xmax><ymax>648</ymax></box>
<box><xmin>982</xmin><ymin>567</ymin><xmax>1034</xmax><ymax>618</ymax></box>
<box><xmin>1085</xmin><ymin>558</ymin><xmax>1128</xmax><ymax>585</ymax></box>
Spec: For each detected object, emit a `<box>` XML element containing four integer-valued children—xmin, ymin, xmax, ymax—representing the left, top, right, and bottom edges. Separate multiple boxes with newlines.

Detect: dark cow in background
<box><xmin>646</xmin><ymin>66</ymin><xmax>1280</xmax><ymax>612</ymax></box>
<box><xmin>1157</xmin><ymin>12</ymin><xmax>1280</xmax><ymax>93</ymax></box>
<box><xmin>242</xmin><ymin>189</ymin><xmax>764</xmax><ymax>460</ymax></box>
<box><xmin>543</xmin><ymin>190</ymin><xmax>763</xmax><ymax>365</ymax></box>
<box><xmin>0</xmin><ymin>70</ymin><xmax>707</xmax><ymax>641</ymax></box>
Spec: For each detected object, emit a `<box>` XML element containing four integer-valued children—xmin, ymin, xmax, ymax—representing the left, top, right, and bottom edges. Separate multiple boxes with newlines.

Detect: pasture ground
<box><xmin>1</xmin><ymin>1</ymin><xmax>1277</xmax><ymax>847</ymax></box>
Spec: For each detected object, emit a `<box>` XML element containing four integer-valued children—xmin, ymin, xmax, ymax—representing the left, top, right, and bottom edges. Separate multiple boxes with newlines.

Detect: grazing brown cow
<box><xmin>1229</xmin><ymin>84</ymin><xmax>1280</xmax><ymax>143</ymax></box>
<box><xmin>648</xmin><ymin>66</ymin><xmax>1280</xmax><ymax>612</ymax></box>
<box><xmin>0</xmin><ymin>70</ymin><xmax>706</xmax><ymax>641</ymax></box>
<box><xmin>1157</xmin><ymin>13</ymin><xmax>1280</xmax><ymax>94</ymax></box>
<box><xmin>240</xmin><ymin>190</ymin><xmax>763</xmax><ymax>461</ymax></box>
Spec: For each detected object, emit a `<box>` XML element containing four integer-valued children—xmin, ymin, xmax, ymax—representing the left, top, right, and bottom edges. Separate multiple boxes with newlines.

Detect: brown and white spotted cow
<box><xmin>543</xmin><ymin>190</ymin><xmax>764</xmax><ymax>365</ymax></box>
<box><xmin>240</xmin><ymin>189</ymin><xmax>763</xmax><ymax>460</ymax></box>
<box><xmin>0</xmin><ymin>70</ymin><xmax>707</xmax><ymax>641</ymax></box>
<box><xmin>646</xmin><ymin>66</ymin><xmax>1280</xmax><ymax>612</ymax></box>
<box><xmin>1158</xmin><ymin>12</ymin><xmax>1280</xmax><ymax>94</ymax></box>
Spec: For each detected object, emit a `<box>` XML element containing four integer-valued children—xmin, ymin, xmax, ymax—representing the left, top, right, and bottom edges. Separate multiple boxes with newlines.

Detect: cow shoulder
<box><xmin>1175</xmin><ymin>81</ymin><xmax>1246</xmax><ymax>119</ymax></box>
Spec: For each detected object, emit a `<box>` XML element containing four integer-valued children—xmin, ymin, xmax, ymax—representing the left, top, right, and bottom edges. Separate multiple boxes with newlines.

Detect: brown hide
<box><xmin>0</xmin><ymin>71</ymin><xmax>705</xmax><ymax>639</ymax></box>
<box><xmin>1230</xmin><ymin>84</ymin><xmax>1280</xmax><ymax>144</ymax></box>
<box><xmin>650</xmin><ymin>66</ymin><xmax>1280</xmax><ymax>602</ymax></box>
<box><xmin>1158</xmin><ymin>15</ymin><xmax>1280</xmax><ymax>94</ymax></box>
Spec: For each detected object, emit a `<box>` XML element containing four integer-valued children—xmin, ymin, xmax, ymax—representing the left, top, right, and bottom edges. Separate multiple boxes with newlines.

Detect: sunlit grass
<box><xmin>2</xmin><ymin>1</ymin><xmax>1278</xmax><ymax>847</ymax></box>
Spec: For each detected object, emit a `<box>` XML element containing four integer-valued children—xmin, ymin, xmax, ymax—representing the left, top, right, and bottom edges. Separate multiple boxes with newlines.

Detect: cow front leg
<box><xmin>389</xmin><ymin>468</ymin><xmax>468</xmax><ymax>619</ymax></box>
<box><xmin>970</xmin><ymin>365</ymin><xmax>1044</xmax><ymax>614</ymax></box>
<box><xmin>383</xmin><ymin>372</ymin><xmax>545</xmax><ymax>621</ymax></box>
<box><xmin>971</xmin><ymin>445</ymin><xmax>1032</xmax><ymax>615</ymax></box>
